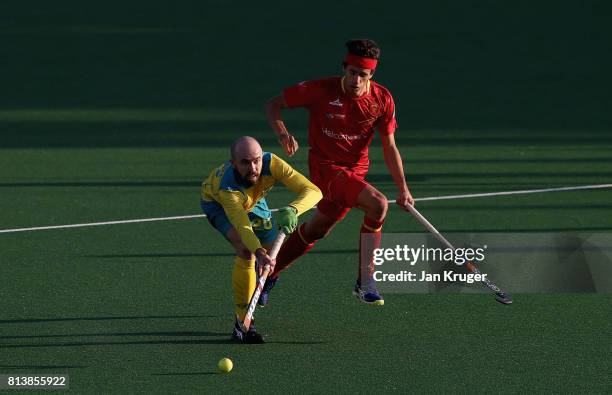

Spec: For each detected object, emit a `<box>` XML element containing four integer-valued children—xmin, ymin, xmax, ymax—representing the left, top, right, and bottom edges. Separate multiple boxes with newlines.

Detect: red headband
<box><xmin>344</xmin><ymin>53</ymin><xmax>378</xmax><ymax>70</ymax></box>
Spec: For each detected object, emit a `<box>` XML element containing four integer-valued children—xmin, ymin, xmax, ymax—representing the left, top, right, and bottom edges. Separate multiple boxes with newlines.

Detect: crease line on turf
<box><xmin>1</xmin><ymin>183</ymin><xmax>611</xmax><ymax>234</ymax></box>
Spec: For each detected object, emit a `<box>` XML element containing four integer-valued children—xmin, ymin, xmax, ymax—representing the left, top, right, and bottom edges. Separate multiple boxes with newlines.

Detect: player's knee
<box><xmin>368</xmin><ymin>191</ymin><xmax>388</xmax><ymax>220</ymax></box>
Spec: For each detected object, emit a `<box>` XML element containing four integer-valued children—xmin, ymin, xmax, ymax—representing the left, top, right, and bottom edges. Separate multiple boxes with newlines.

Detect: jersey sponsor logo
<box><xmin>325</xmin><ymin>113</ymin><xmax>346</xmax><ymax>120</ymax></box>
<box><xmin>329</xmin><ymin>98</ymin><xmax>343</xmax><ymax>107</ymax></box>
<box><xmin>322</xmin><ymin>128</ymin><xmax>369</xmax><ymax>141</ymax></box>
<box><xmin>369</xmin><ymin>103</ymin><xmax>381</xmax><ymax>117</ymax></box>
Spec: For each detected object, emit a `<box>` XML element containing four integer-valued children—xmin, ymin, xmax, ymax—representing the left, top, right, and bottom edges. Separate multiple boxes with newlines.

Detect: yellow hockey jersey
<box><xmin>201</xmin><ymin>152</ymin><xmax>322</xmax><ymax>252</ymax></box>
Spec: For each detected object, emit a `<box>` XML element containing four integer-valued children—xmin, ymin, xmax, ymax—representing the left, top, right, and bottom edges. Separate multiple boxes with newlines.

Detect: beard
<box><xmin>245</xmin><ymin>172</ymin><xmax>259</xmax><ymax>183</ymax></box>
<box><xmin>235</xmin><ymin>169</ymin><xmax>259</xmax><ymax>187</ymax></box>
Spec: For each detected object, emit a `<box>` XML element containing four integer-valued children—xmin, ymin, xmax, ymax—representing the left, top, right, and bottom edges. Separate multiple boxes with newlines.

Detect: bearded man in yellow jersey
<box><xmin>201</xmin><ymin>136</ymin><xmax>322</xmax><ymax>343</ymax></box>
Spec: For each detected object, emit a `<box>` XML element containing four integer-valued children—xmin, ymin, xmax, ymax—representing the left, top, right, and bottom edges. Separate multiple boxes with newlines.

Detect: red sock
<box><xmin>358</xmin><ymin>216</ymin><xmax>384</xmax><ymax>284</ymax></box>
<box><xmin>271</xmin><ymin>223</ymin><xmax>315</xmax><ymax>279</ymax></box>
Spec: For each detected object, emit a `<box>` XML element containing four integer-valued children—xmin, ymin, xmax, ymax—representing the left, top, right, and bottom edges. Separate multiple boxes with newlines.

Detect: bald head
<box><xmin>230</xmin><ymin>136</ymin><xmax>264</xmax><ymax>185</ymax></box>
<box><xmin>231</xmin><ymin>136</ymin><xmax>262</xmax><ymax>160</ymax></box>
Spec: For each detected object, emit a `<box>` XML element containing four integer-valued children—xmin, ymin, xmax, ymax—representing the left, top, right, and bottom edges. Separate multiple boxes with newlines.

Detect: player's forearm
<box><xmin>383</xmin><ymin>145</ymin><xmax>409</xmax><ymax>193</ymax></box>
<box><xmin>282</xmin><ymin>172</ymin><xmax>322</xmax><ymax>215</ymax></box>
<box><xmin>271</xmin><ymin>156</ymin><xmax>323</xmax><ymax>215</ymax></box>
<box><xmin>288</xmin><ymin>183</ymin><xmax>323</xmax><ymax>216</ymax></box>
<box><xmin>265</xmin><ymin>95</ymin><xmax>289</xmax><ymax>137</ymax></box>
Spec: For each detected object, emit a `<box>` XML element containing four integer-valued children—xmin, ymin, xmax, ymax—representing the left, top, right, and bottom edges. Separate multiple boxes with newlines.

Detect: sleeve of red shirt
<box><xmin>283</xmin><ymin>80</ymin><xmax>320</xmax><ymax>109</ymax></box>
<box><xmin>377</xmin><ymin>92</ymin><xmax>398</xmax><ymax>136</ymax></box>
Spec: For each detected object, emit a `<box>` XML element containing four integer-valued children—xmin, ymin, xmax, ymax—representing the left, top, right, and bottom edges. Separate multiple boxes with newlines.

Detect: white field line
<box><xmin>412</xmin><ymin>183</ymin><xmax>612</xmax><ymax>202</ymax></box>
<box><xmin>0</xmin><ymin>214</ymin><xmax>207</xmax><ymax>234</ymax></box>
<box><xmin>1</xmin><ymin>183</ymin><xmax>611</xmax><ymax>234</ymax></box>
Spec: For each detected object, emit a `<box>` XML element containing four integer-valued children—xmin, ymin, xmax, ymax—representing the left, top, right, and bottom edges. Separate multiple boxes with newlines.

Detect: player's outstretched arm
<box><xmin>380</xmin><ymin>133</ymin><xmax>415</xmax><ymax>209</ymax></box>
<box><xmin>265</xmin><ymin>95</ymin><xmax>299</xmax><ymax>156</ymax></box>
<box><xmin>269</xmin><ymin>154</ymin><xmax>323</xmax><ymax>216</ymax></box>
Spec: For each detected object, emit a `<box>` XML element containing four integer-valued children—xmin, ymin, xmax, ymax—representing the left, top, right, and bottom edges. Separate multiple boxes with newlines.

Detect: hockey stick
<box><xmin>405</xmin><ymin>204</ymin><xmax>512</xmax><ymax>304</ymax></box>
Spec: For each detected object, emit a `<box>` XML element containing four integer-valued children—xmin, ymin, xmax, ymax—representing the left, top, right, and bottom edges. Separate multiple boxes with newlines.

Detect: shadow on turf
<box><xmin>0</xmin><ymin>365</ymin><xmax>85</xmax><ymax>370</ymax></box>
<box><xmin>152</xmin><ymin>372</ymin><xmax>219</xmax><ymax>376</ymax></box>
<box><xmin>0</xmin><ymin>331</ymin><xmax>226</xmax><ymax>340</ymax></box>
<box><xmin>267</xmin><ymin>341</ymin><xmax>327</xmax><ymax>345</ymax></box>
<box><xmin>3</xmin><ymin>169</ymin><xmax>612</xmax><ymax>190</ymax></box>
<box><xmin>3</xmin><ymin>125</ymin><xmax>612</xmax><ymax>149</ymax></box>
<box><xmin>374</xmin><ymin>157</ymin><xmax>612</xmax><ymax>165</ymax></box>
<box><xmin>0</xmin><ymin>338</ymin><xmax>237</xmax><ymax>349</ymax></box>
<box><xmin>86</xmin><ymin>249</ymin><xmax>358</xmax><ymax>259</ymax></box>
<box><xmin>0</xmin><ymin>335</ymin><xmax>328</xmax><ymax>349</ymax></box>
<box><xmin>0</xmin><ymin>181</ymin><xmax>200</xmax><ymax>188</ymax></box>
<box><xmin>0</xmin><ymin>315</ymin><xmax>216</xmax><ymax>324</ymax></box>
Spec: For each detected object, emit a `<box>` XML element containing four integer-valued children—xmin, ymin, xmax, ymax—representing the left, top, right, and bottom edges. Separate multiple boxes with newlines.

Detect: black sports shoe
<box><xmin>257</xmin><ymin>277</ymin><xmax>278</xmax><ymax>307</ymax></box>
<box><xmin>231</xmin><ymin>319</ymin><xmax>265</xmax><ymax>344</ymax></box>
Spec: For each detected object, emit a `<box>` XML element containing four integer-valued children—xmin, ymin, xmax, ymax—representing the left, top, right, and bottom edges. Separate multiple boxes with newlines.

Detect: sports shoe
<box><xmin>257</xmin><ymin>277</ymin><xmax>278</xmax><ymax>307</ymax></box>
<box><xmin>353</xmin><ymin>282</ymin><xmax>385</xmax><ymax>306</ymax></box>
<box><xmin>231</xmin><ymin>318</ymin><xmax>265</xmax><ymax>344</ymax></box>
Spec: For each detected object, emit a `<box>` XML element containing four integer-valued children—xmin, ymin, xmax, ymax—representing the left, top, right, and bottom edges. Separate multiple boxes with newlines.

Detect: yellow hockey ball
<box><xmin>218</xmin><ymin>357</ymin><xmax>233</xmax><ymax>373</ymax></box>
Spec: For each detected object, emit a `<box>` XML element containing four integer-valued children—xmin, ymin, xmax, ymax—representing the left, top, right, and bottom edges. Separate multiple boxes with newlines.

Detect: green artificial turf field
<box><xmin>1</xmin><ymin>1</ymin><xmax>611</xmax><ymax>393</ymax></box>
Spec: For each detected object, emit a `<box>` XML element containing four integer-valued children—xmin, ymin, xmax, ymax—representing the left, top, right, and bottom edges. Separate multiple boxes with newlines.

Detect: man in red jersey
<box><xmin>262</xmin><ymin>39</ymin><xmax>415</xmax><ymax>305</ymax></box>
